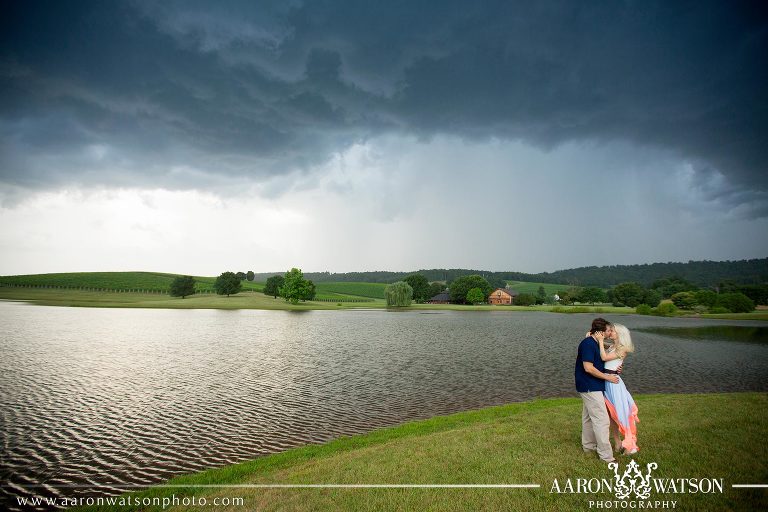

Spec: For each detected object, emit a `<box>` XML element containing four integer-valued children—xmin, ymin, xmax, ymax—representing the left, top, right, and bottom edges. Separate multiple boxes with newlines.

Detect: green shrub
<box><xmin>716</xmin><ymin>292</ymin><xmax>755</xmax><ymax>313</ymax></box>
<box><xmin>642</xmin><ymin>289</ymin><xmax>663</xmax><ymax>307</ymax></box>
<box><xmin>652</xmin><ymin>302</ymin><xmax>678</xmax><ymax>317</ymax></box>
<box><xmin>694</xmin><ymin>289</ymin><xmax>718</xmax><ymax>308</ymax></box>
<box><xmin>610</xmin><ymin>282</ymin><xmax>646</xmax><ymax>307</ymax></box>
<box><xmin>671</xmin><ymin>291</ymin><xmax>697</xmax><ymax>309</ymax></box>
<box><xmin>514</xmin><ymin>293</ymin><xmax>536</xmax><ymax>306</ymax></box>
<box><xmin>708</xmin><ymin>306</ymin><xmax>731</xmax><ymax>314</ymax></box>
<box><xmin>636</xmin><ymin>304</ymin><xmax>653</xmax><ymax>315</ymax></box>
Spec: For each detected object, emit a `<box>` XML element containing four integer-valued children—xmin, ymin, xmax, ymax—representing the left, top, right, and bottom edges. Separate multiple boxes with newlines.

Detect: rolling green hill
<box><xmin>0</xmin><ymin>272</ymin><xmax>382</xmax><ymax>302</ymax></box>
<box><xmin>315</xmin><ymin>281</ymin><xmax>387</xmax><ymax>299</ymax></box>
<box><xmin>0</xmin><ymin>273</ymin><xmax>567</xmax><ymax>300</ymax></box>
<box><xmin>0</xmin><ymin>271</ymin><xmax>265</xmax><ymax>293</ymax></box>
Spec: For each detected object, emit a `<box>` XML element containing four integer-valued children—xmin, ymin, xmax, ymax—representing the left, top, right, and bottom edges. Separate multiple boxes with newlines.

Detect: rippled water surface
<box><xmin>1</xmin><ymin>302</ymin><xmax>767</xmax><ymax>509</ymax></box>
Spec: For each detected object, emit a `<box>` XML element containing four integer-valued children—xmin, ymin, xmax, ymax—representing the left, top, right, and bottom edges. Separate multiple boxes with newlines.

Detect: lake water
<box><xmin>1</xmin><ymin>302</ymin><xmax>767</xmax><ymax>509</ymax></box>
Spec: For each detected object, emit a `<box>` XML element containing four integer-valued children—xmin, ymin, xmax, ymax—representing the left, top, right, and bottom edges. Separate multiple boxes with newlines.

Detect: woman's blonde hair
<box><xmin>612</xmin><ymin>323</ymin><xmax>635</xmax><ymax>357</ymax></box>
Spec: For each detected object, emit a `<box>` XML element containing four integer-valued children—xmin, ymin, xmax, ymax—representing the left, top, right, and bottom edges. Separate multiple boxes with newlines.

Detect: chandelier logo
<box><xmin>609</xmin><ymin>460</ymin><xmax>657</xmax><ymax>500</ymax></box>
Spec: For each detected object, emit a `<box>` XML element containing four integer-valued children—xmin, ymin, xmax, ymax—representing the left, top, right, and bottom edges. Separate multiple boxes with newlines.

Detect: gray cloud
<box><xmin>1</xmin><ymin>0</ymin><xmax>766</xmax><ymax>214</ymax></box>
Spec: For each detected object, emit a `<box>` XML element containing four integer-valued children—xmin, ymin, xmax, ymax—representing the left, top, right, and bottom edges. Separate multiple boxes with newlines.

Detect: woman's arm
<box><xmin>596</xmin><ymin>333</ymin><xmax>621</xmax><ymax>361</ymax></box>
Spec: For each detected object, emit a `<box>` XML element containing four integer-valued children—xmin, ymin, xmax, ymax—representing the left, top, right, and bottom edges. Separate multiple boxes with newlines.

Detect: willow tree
<box><xmin>385</xmin><ymin>281</ymin><xmax>413</xmax><ymax>307</ymax></box>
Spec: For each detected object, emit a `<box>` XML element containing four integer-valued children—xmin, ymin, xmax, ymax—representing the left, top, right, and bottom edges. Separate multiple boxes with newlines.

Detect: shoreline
<box><xmin>2</xmin><ymin>287</ymin><xmax>768</xmax><ymax>320</ymax></box>
<box><xmin>68</xmin><ymin>392</ymin><xmax>767</xmax><ymax>512</ymax></box>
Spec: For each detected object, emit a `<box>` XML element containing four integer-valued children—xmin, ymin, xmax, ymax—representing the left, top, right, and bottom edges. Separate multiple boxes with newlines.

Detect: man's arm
<box><xmin>583</xmin><ymin>361</ymin><xmax>619</xmax><ymax>384</ymax></box>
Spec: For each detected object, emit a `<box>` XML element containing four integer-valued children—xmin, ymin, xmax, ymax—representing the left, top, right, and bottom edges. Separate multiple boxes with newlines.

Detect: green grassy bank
<box><xmin>0</xmin><ymin>287</ymin><xmax>638</xmax><ymax>313</ymax></box>
<box><xmin>5</xmin><ymin>287</ymin><xmax>768</xmax><ymax>320</ymax></box>
<box><xmin>73</xmin><ymin>393</ymin><xmax>767</xmax><ymax>512</ymax></box>
<box><xmin>0</xmin><ymin>288</ymin><xmax>381</xmax><ymax>310</ymax></box>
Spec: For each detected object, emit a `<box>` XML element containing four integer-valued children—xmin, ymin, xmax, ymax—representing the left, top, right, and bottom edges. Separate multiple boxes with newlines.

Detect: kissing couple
<box><xmin>575</xmin><ymin>317</ymin><xmax>639</xmax><ymax>463</ymax></box>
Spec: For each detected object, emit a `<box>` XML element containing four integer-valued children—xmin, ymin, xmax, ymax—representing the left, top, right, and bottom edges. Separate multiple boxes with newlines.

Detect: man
<box><xmin>575</xmin><ymin>317</ymin><xmax>620</xmax><ymax>463</ymax></box>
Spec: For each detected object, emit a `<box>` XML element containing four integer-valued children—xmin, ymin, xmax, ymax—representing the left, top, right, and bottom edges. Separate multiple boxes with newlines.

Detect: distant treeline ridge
<box><xmin>249</xmin><ymin>258</ymin><xmax>768</xmax><ymax>288</ymax></box>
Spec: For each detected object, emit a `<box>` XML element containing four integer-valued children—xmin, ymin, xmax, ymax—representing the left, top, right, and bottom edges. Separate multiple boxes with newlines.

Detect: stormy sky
<box><xmin>1</xmin><ymin>0</ymin><xmax>767</xmax><ymax>275</ymax></box>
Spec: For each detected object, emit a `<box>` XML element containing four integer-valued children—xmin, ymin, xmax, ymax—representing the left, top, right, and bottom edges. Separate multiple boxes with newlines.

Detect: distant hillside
<box><xmin>0</xmin><ymin>272</ymin><xmax>261</xmax><ymax>292</ymax></box>
<box><xmin>528</xmin><ymin>258</ymin><xmax>768</xmax><ymax>288</ymax></box>
<box><xmin>250</xmin><ymin>269</ymin><xmax>528</xmax><ymax>285</ymax></box>
<box><xmin>3</xmin><ymin>258</ymin><xmax>766</xmax><ymax>293</ymax></box>
<box><xmin>253</xmin><ymin>258</ymin><xmax>768</xmax><ymax>288</ymax></box>
<box><xmin>0</xmin><ymin>272</ymin><xmax>385</xmax><ymax>301</ymax></box>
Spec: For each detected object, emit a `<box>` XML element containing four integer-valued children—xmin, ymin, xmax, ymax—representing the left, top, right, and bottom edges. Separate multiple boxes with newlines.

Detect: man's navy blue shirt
<box><xmin>575</xmin><ymin>336</ymin><xmax>605</xmax><ymax>392</ymax></box>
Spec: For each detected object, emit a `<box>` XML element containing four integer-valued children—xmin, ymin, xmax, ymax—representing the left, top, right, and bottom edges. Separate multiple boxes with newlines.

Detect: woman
<box><xmin>595</xmin><ymin>323</ymin><xmax>639</xmax><ymax>454</ymax></box>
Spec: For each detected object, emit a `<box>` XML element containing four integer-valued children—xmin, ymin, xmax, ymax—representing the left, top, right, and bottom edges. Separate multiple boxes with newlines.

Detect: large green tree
<box><xmin>466</xmin><ymin>287</ymin><xmax>486</xmax><ymax>305</ymax></box>
<box><xmin>651</xmin><ymin>276</ymin><xmax>698</xmax><ymax>298</ymax></box>
<box><xmin>427</xmin><ymin>282</ymin><xmax>446</xmax><ymax>299</ymax></box>
<box><xmin>404</xmin><ymin>274</ymin><xmax>431</xmax><ymax>303</ymax></box>
<box><xmin>610</xmin><ymin>282</ymin><xmax>646</xmax><ymax>307</ymax></box>
<box><xmin>641</xmin><ymin>289</ymin><xmax>663</xmax><ymax>307</ymax></box>
<box><xmin>264</xmin><ymin>275</ymin><xmax>285</xmax><ymax>298</ymax></box>
<box><xmin>214</xmin><ymin>272</ymin><xmax>242</xmax><ymax>297</ymax></box>
<box><xmin>280</xmin><ymin>268</ymin><xmax>315</xmax><ymax>304</ymax></box>
<box><xmin>577</xmin><ymin>287</ymin><xmax>608</xmax><ymax>304</ymax></box>
<box><xmin>487</xmin><ymin>276</ymin><xmax>508</xmax><ymax>289</ymax></box>
<box><xmin>169</xmin><ymin>275</ymin><xmax>196</xmax><ymax>298</ymax></box>
<box><xmin>246</xmin><ymin>270</ymin><xmax>255</xmax><ymax>281</ymax></box>
<box><xmin>694</xmin><ymin>289</ymin><xmax>718</xmax><ymax>308</ymax></box>
<box><xmin>385</xmin><ymin>281</ymin><xmax>413</xmax><ymax>306</ymax></box>
<box><xmin>671</xmin><ymin>292</ymin><xmax>697</xmax><ymax>309</ymax></box>
<box><xmin>716</xmin><ymin>292</ymin><xmax>755</xmax><ymax>313</ymax></box>
<box><xmin>449</xmin><ymin>275</ymin><xmax>492</xmax><ymax>304</ymax></box>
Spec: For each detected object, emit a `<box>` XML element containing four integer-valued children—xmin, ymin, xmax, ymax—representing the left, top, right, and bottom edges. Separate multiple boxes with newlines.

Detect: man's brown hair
<box><xmin>590</xmin><ymin>317</ymin><xmax>610</xmax><ymax>334</ymax></box>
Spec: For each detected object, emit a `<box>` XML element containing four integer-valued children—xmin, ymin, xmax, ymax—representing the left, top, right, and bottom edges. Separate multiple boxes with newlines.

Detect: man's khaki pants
<box><xmin>579</xmin><ymin>391</ymin><xmax>613</xmax><ymax>461</ymax></box>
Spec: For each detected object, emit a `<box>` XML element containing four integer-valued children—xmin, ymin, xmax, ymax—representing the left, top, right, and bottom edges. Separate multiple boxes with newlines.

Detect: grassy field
<box><xmin>72</xmin><ymin>392</ymin><xmax>767</xmax><ymax>512</ymax></box>
<box><xmin>0</xmin><ymin>271</ymin><xmax>265</xmax><ymax>292</ymax></box>
<box><xmin>0</xmin><ymin>288</ymin><xmax>386</xmax><ymax>310</ymax></box>
<box><xmin>314</xmin><ymin>282</ymin><xmax>387</xmax><ymax>299</ymax></box>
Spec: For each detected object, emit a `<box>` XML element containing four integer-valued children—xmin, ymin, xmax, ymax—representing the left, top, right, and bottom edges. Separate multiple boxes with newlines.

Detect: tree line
<box><xmin>170</xmin><ymin>268</ymin><xmax>317</xmax><ymax>304</ymax></box>
<box><xmin>382</xmin><ymin>273</ymin><xmax>762</xmax><ymax>312</ymax></box>
<box><xmin>243</xmin><ymin>258</ymin><xmax>767</xmax><ymax>289</ymax></box>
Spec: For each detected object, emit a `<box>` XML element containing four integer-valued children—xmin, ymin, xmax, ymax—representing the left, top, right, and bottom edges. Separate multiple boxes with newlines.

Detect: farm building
<box><xmin>488</xmin><ymin>288</ymin><xmax>520</xmax><ymax>305</ymax></box>
<box><xmin>427</xmin><ymin>292</ymin><xmax>451</xmax><ymax>304</ymax></box>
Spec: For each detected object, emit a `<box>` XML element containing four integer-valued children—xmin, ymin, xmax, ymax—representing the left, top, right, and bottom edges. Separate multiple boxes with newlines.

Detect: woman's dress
<box><xmin>603</xmin><ymin>354</ymin><xmax>640</xmax><ymax>452</ymax></box>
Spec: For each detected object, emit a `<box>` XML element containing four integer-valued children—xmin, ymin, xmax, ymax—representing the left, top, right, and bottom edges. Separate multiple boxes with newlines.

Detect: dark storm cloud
<box><xmin>1</xmin><ymin>0</ymin><xmax>766</xmax><ymax>212</ymax></box>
